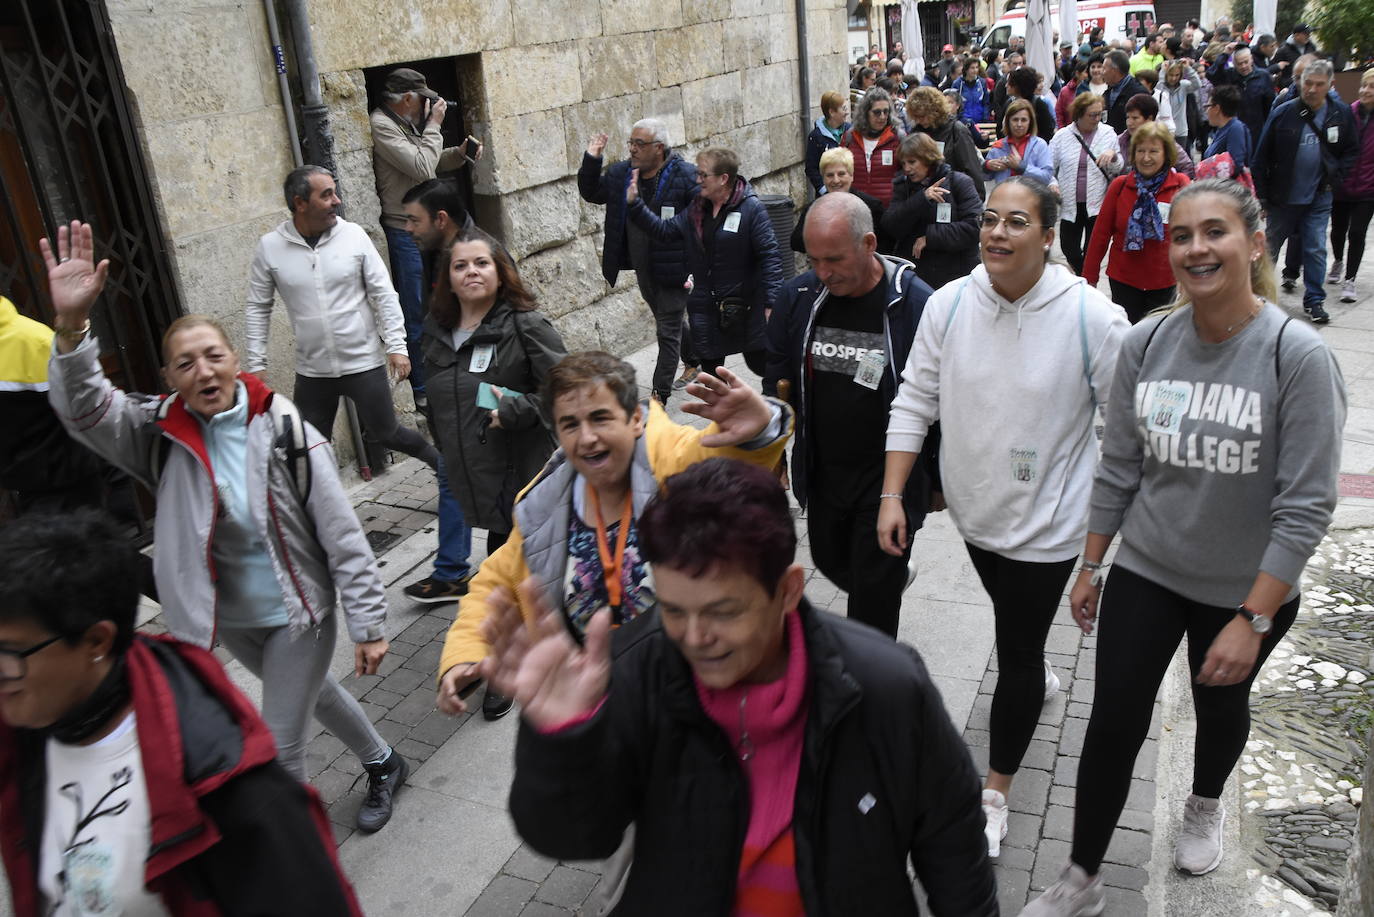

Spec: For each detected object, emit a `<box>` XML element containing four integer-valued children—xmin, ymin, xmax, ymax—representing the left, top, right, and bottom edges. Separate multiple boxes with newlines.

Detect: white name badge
<box><xmin>661</xmin><ymin>206</ymin><xmax>675</xmax><ymax>219</ymax></box>
<box><xmin>1327</xmin><ymin>125</ymin><xmax>1340</xmax><ymax>144</ymax></box>
<box><xmin>1146</xmin><ymin>381</ymin><xmax>1191</xmax><ymax>435</ymax></box>
<box><xmin>1010</xmin><ymin>447</ymin><xmax>1038</xmax><ymax>483</ymax></box>
<box><xmin>469</xmin><ymin>343</ymin><xmax>494</xmax><ymax>373</ymax></box>
<box><xmin>881</xmin><ymin>149</ymin><xmax>894</xmax><ymax>166</ymax></box>
<box><xmin>854</xmin><ymin>350</ymin><xmax>885</xmax><ymax>390</ymax></box>
<box><xmin>723</xmin><ymin>211</ymin><xmax>742</xmax><ymax>233</ymax></box>
<box><xmin>1157</xmin><ymin>201</ymin><xmax>1171</xmax><ymax>223</ymax></box>
<box><xmin>936</xmin><ymin>202</ymin><xmax>952</xmax><ymax>223</ymax></box>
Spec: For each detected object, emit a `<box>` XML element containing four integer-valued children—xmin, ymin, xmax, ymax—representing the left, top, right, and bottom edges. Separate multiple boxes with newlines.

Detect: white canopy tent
<box><xmin>1059</xmin><ymin>0</ymin><xmax>1079</xmax><ymax>55</ymax></box>
<box><xmin>1025</xmin><ymin>0</ymin><xmax>1055</xmax><ymax>87</ymax></box>
<box><xmin>901</xmin><ymin>0</ymin><xmax>924</xmax><ymax>78</ymax></box>
<box><xmin>1252</xmin><ymin>0</ymin><xmax>1277</xmax><ymax>39</ymax></box>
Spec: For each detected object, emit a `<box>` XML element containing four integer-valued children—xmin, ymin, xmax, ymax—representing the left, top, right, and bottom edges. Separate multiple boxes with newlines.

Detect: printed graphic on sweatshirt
<box><xmin>51</xmin><ymin>768</ymin><xmax>135</xmax><ymax>914</ymax></box>
<box><xmin>810</xmin><ymin>328</ymin><xmax>885</xmax><ymax>378</ymax></box>
<box><xmin>1135</xmin><ymin>379</ymin><xmax>1263</xmax><ymax>474</ymax></box>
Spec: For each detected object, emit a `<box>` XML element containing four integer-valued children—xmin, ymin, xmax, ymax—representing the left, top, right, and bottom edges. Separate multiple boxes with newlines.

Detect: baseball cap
<box><xmin>1060</xmin><ymin>39</ymin><xmax>1073</xmax><ymax>47</ymax></box>
<box><xmin>1291</xmin><ymin>22</ymin><xmax>1310</xmax><ymax>33</ymax></box>
<box><xmin>942</xmin><ymin>44</ymin><xmax>954</xmax><ymax>52</ymax></box>
<box><xmin>384</xmin><ymin>68</ymin><xmax>438</xmax><ymax>99</ymax></box>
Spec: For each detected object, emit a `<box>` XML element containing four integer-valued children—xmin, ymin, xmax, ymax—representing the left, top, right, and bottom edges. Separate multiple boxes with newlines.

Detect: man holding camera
<box><xmin>370</xmin><ymin>67</ymin><xmax>481</xmax><ymax>409</ymax></box>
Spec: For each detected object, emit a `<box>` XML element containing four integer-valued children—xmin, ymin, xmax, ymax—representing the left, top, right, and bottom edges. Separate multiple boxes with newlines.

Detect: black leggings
<box><xmin>1071</xmin><ymin>564</ymin><xmax>1298</xmax><ymax>873</ymax></box>
<box><xmin>1332</xmin><ymin>199</ymin><xmax>1374</xmax><ymax>280</ymax></box>
<box><xmin>967</xmin><ymin>544</ymin><xmax>1077</xmax><ymax>776</ymax></box>
<box><xmin>1108</xmin><ymin>279</ymin><xmax>1176</xmax><ymax>325</ymax></box>
<box><xmin>1060</xmin><ymin>204</ymin><xmax>1097</xmax><ymax>276</ymax></box>
<box><xmin>294</xmin><ymin>367</ymin><xmax>439</xmax><ymax>470</ymax></box>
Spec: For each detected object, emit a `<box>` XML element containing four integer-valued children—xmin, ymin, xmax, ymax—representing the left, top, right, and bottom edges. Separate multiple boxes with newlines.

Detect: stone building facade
<box><xmin>102</xmin><ymin>0</ymin><xmax>849</xmax><ymax>407</ymax></box>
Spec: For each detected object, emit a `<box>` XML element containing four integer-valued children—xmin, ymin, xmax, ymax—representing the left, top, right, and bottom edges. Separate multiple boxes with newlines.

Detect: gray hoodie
<box><xmin>1090</xmin><ymin>302</ymin><xmax>1346</xmax><ymax>605</ymax></box>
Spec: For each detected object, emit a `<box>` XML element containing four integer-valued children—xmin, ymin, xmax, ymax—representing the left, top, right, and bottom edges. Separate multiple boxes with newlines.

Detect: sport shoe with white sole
<box><xmin>1043</xmin><ymin>658</ymin><xmax>1061</xmax><ymax>703</ymax></box>
<box><xmin>1018</xmin><ymin>863</ymin><xmax>1105</xmax><ymax>916</ymax></box>
<box><xmin>1175</xmin><ymin>794</ymin><xmax>1225</xmax><ymax>875</ymax></box>
<box><xmin>1327</xmin><ymin>260</ymin><xmax>1344</xmax><ymax>284</ymax></box>
<box><xmin>982</xmin><ymin>788</ymin><xmax>1009</xmax><ymax>857</ymax></box>
<box><xmin>1342</xmin><ymin>280</ymin><xmax>1358</xmax><ymax>303</ymax></box>
<box><xmin>1282</xmin><ymin>276</ymin><xmax>1298</xmax><ymax>293</ymax></box>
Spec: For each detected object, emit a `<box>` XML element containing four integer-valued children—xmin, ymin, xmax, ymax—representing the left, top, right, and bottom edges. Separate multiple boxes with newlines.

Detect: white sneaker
<box><xmin>1018</xmin><ymin>863</ymin><xmax>1106</xmax><ymax>916</ymax></box>
<box><xmin>904</xmin><ymin>554</ymin><xmax>919</xmax><ymax>591</ymax></box>
<box><xmin>1327</xmin><ymin>260</ymin><xmax>1344</xmax><ymax>284</ymax></box>
<box><xmin>1043</xmin><ymin>658</ymin><xmax>1061</xmax><ymax>703</ymax></box>
<box><xmin>1175</xmin><ymin>794</ymin><xmax>1225</xmax><ymax>875</ymax></box>
<box><xmin>982</xmin><ymin>788</ymin><xmax>1009</xmax><ymax>857</ymax></box>
<box><xmin>1342</xmin><ymin>279</ymin><xmax>1358</xmax><ymax>303</ymax></box>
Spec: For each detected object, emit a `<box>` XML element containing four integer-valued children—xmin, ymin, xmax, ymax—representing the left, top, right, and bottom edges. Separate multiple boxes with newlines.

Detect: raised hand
<box><xmin>923</xmin><ymin>177</ymin><xmax>948</xmax><ymax>202</ymax></box>
<box><xmin>587</xmin><ymin>133</ymin><xmax>609</xmax><ymax>157</ymax></box>
<box><xmin>683</xmin><ymin>366</ymin><xmax>773</xmax><ymax>448</ymax></box>
<box><xmin>626</xmin><ymin>168</ymin><xmax>640</xmax><ymax>203</ymax></box>
<box><xmin>40</xmin><ymin>221</ymin><xmax>109</xmax><ymax>329</ymax></box>
<box><xmin>478</xmin><ymin>579</ymin><xmax>611</xmax><ymax>731</ymax></box>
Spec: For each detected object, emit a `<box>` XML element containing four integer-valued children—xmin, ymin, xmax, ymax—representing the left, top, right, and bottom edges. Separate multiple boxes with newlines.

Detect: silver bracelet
<box><xmin>879</xmin><ymin>492</ymin><xmax>903</xmax><ymax>500</ymax></box>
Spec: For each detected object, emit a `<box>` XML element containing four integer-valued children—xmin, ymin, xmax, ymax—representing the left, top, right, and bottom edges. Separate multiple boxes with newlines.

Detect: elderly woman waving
<box><xmin>627</xmin><ymin>147</ymin><xmax>783</xmax><ymax>377</ymax></box>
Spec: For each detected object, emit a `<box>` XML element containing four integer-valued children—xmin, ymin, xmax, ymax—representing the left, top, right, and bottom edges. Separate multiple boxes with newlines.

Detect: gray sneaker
<box><xmin>1342</xmin><ymin>280</ymin><xmax>1358</xmax><ymax>303</ymax></box>
<box><xmin>1018</xmin><ymin>863</ymin><xmax>1105</xmax><ymax>916</ymax></box>
<box><xmin>1174</xmin><ymin>794</ymin><xmax>1225</xmax><ymax>875</ymax></box>
<box><xmin>1327</xmin><ymin>260</ymin><xmax>1345</xmax><ymax>284</ymax></box>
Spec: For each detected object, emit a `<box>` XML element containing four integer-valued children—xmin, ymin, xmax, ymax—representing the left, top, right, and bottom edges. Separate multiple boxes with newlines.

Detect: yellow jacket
<box><xmin>438</xmin><ymin>398</ymin><xmax>793</xmax><ymax>677</ymax></box>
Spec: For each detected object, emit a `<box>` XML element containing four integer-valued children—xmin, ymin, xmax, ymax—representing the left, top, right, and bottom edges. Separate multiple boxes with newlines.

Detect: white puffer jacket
<box><xmin>1048</xmin><ymin>123</ymin><xmax>1124</xmax><ymax>217</ymax></box>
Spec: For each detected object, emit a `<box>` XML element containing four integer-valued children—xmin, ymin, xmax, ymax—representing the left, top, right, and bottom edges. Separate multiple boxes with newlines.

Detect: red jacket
<box><xmin>843</xmin><ymin>125</ymin><xmax>902</xmax><ymax>206</ymax></box>
<box><xmin>1083</xmin><ymin>170</ymin><xmax>1190</xmax><ymax>289</ymax></box>
<box><xmin>0</xmin><ymin>635</ymin><xmax>364</xmax><ymax>916</ymax></box>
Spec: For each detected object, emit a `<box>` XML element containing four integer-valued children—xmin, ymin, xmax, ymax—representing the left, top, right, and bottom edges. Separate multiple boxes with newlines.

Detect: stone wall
<box><xmin>105</xmin><ymin>0</ymin><xmax>848</xmax><ymax>411</ymax></box>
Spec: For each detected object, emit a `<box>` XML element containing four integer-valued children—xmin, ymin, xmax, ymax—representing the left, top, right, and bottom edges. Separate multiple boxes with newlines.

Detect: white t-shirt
<box><xmin>40</xmin><ymin>713</ymin><xmax>170</xmax><ymax>916</ymax></box>
<box><xmin>862</xmin><ymin>136</ymin><xmax>879</xmax><ymax>162</ymax></box>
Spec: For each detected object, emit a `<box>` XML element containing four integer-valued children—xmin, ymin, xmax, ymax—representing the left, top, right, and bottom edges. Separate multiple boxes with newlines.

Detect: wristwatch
<box><xmin>1235</xmin><ymin>604</ymin><xmax>1273</xmax><ymax>634</ymax></box>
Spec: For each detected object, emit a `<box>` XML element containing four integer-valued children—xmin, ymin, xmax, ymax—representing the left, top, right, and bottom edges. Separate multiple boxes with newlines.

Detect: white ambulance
<box><xmin>980</xmin><ymin>0</ymin><xmax>1159</xmax><ymax>51</ymax></box>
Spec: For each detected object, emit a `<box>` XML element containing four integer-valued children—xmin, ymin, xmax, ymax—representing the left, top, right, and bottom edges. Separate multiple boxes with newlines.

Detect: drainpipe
<box><xmin>795</xmin><ymin>0</ymin><xmax>814</xmax><ymax>151</ymax></box>
<box><xmin>264</xmin><ymin>0</ymin><xmax>373</xmax><ymax>479</ymax></box>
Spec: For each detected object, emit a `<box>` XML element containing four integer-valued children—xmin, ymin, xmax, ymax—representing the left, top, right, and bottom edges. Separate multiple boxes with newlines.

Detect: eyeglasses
<box><xmin>627</xmin><ymin>139</ymin><xmax>659</xmax><ymax>149</ymax></box>
<box><xmin>979</xmin><ymin>212</ymin><xmax>1040</xmax><ymax>235</ymax></box>
<box><xmin>0</xmin><ymin>634</ymin><xmax>64</xmax><ymax>681</ymax></box>
<box><xmin>870</xmin><ymin>107</ymin><xmax>891</xmax><ymax>117</ymax></box>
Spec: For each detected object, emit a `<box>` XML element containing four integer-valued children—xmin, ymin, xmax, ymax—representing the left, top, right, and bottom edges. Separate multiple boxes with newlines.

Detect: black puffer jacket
<box><xmin>421</xmin><ymin>302</ymin><xmax>567</xmax><ymax>532</ymax></box>
<box><xmin>882</xmin><ymin>163</ymin><xmax>982</xmax><ymax>290</ymax></box>
<box><xmin>628</xmin><ymin>176</ymin><xmax>784</xmax><ymax>360</ymax></box>
<box><xmin>510</xmin><ymin>600</ymin><xmax>997</xmax><ymax>917</ymax></box>
<box><xmin>910</xmin><ymin>118</ymin><xmax>987</xmax><ymax>199</ymax></box>
<box><xmin>578</xmin><ymin>152</ymin><xmax>699</xmax><ymax>288</ymax></box>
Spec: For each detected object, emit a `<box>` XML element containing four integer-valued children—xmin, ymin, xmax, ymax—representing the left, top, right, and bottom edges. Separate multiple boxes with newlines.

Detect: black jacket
<box><xmin>1104</xmin><ymin>74</ymin><xmax>1146</xmax><ymax>134</ymax></box>
<box><xmin>1206</xmin><ymin>58</ymin><xmax>1276</xmax><ymax>140</ymax></box>
<box><xmin>1254</xmin><ymin>97</ymin><xmax>1360</xmax><ymax>206</ymax></box>
<box><xmin>805</xmin><ymin>119</ymin><xmax>849</xmax><ymax>196</ymax></box>
<box><xmin>910</xmin><ymin>118</ymin><xmax>987</xmax><ymax>198</ymax></box>
<box><xmin>509</xmin><ymin>600</ymin><xmax>997</xmax><ymax>917</ymax></box>
<box><xmin>882</xmin><ymin>163</ymin><xmax>982</xmax><ymax>290</ymax></box>
<box><xmin>578</xmin><ymin>151</ymin><xmax>700</xmax><ymax>288</ymax></box>
<box><xmin>629</xmin><ymin>177</ymin><xmax>784</xmax><ymax>359</ymax></box>
<box><xmin>1269</xmin><ymin>37</ymin><xmax>1318</xmax><ymax>89</ymax></box>
<box><xmin>764</xmin><ymin>255</ymin><xmax>938</xmax><ymax>514</ymax></box>
<box><xmin>421</xmin><ymin>302</ymin><xmax>567</xmax><ymax>532</ymax></box>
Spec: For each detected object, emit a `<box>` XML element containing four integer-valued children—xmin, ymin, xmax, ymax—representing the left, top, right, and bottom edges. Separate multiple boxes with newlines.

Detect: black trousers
<box><xmin>966</xmin><ymin>544</ymin><xmax>1076</xmax><ymax>776</ymax></box>
<box><xmin>1060</xmin><ymin>203</ymin><xmax>1097</xmax><ymax>276</ymax></box>
<box><xmin>1332</xmin><ymin>199</ymin><xmax>1374</xmax><ymax>279</ymax></box>
<box><xmin>294</xmin><ymin>367</ymin><xmax>439</xmax><ymax>470</ymax></box>
<box><xmin>699</xmin><ymin>349</ymin><xmax>767</xmax><ymax>378</ymax></box>
<box><xmin>807</xmin><ymin>489</ymin><xmax>911</xmax><ymax>638</ymax></box>
<box><xmin>1071</xmin><ymin>564</ymin><xmax>1298</xmax><ymax>873</ymax></box>
<box><xmin>1108</xmin><ymin>279</ymin><xmax>1176</xmax><ymax>325</ymax></box>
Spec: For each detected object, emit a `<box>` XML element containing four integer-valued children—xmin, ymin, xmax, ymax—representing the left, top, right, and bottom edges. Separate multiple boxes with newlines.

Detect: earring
<box><xmin>92</xmin><ymin>655</ymin><xmax>104</xmax><ymax>664</ymax></box>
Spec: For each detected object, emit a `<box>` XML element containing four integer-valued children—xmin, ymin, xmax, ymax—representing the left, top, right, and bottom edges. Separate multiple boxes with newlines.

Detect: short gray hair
<box><xmin>632</xmin><ymin>118</ymin><xmax>670</xmax><ymax>147</ymax></box>
<box><xmin>1304</xmin><ymin>59</ymin><xmax>1334</xmax><ymax>82</ymax></box>
<box><xmin>283</xmin><ymin>165</ymin><xmax>333</xmax><ymax>210</ymax></box>
<box><xmin>383</xmin><ymin>91</ymin><xmax>410</xmax><ymax>105</ymax></box>
<box><xmin>806</xmin><ymin>191</ymin><xmax>873</xmax><ymax>247</ymax></box>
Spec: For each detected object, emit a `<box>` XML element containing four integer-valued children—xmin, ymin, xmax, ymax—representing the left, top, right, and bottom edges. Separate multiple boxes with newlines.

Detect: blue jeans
<box><xmin>1267</xmin><ymin>191</ymin><xmax>1333</xmax><ymax>306</ymax></box>
<box><xmin>433</xmin><ymin>457</ymin><xmax>473</xmax><ymax>582</ymax></box>
<box><xmin>383</xmin><ymin>225</ymin><xmax>427</xmax><ymax>395</ymax></box>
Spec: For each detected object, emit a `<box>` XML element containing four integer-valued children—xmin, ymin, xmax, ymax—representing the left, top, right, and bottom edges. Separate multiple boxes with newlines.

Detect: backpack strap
<box><xmin>269</xmin><ymin>394</ymin><xmax>313</xmax><ymax>505</ymax></box>
<box><xmin>1077</xmin><ymin>281</ymin><xmax>1099</xmax><ymax>412</ymax></box>
<box><xmin>1275</xmin><ymin>315</ymin><xmax>1294</xmax><ymax>379</ymax></box>
<box><xmin>943</xmin><ymin>276</ymin><xmax>973</xmax><ymax>341</ymax></box>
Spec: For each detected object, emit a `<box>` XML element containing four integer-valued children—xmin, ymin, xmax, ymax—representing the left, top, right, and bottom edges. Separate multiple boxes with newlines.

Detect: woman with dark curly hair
<box><xmin>905</xmin><ymin>86</ymin><xmax>987</xmax><ymax>198</ymax></box>
<box><xmin>423</xmin><ymin>226</ymin><xmax>567</xmax><ymax>555</ymax></box>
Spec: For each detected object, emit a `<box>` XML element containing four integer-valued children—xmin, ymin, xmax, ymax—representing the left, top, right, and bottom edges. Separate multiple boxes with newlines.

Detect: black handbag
<box><xmin>716</xmin><ymin>296</ymin><xmax>750</xmax><ymax>334</ymax></box>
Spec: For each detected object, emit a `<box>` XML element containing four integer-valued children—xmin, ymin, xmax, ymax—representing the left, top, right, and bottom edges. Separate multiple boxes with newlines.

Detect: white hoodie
<box><xmin>886</xmin><ymin>263</ymin><xmax>1129</xmax><ymax>561</ymax></box>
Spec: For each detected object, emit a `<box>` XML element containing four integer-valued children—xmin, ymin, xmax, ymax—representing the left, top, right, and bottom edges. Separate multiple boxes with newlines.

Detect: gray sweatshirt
<box><xmin>1090</xmin><ymin>302</ymin><xmax>1346</xmax><ymax>606</ymax></box>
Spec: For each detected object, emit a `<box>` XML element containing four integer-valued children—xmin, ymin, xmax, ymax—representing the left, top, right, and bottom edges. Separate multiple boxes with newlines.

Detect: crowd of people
<box><xmin>0</xmin><ymin>25</ymin><xmax>1366</xmax><ymax>915</ymax></box>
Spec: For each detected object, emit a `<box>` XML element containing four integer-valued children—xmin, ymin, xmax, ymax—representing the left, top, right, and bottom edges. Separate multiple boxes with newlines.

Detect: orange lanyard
<box><xmin>589</xmin><ymin>485</ymin><xmax>634</xmax><ymax>611</ymax></box>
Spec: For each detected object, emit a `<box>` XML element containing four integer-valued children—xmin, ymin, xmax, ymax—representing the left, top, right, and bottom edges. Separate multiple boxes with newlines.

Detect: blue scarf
<box><xmin>1124</xmin><ymin>169</ymin><xmax>1167</xmax><ymax>252</ymax></box>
